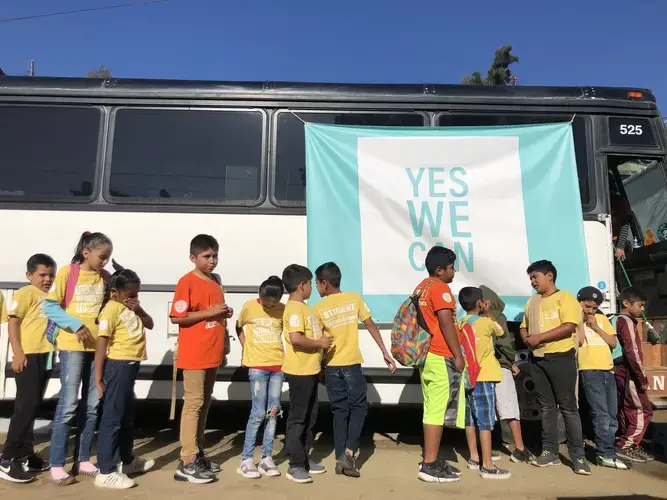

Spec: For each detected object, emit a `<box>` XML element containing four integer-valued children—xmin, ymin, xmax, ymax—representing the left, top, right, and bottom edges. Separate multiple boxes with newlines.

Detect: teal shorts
<box><xmin>419</xmin><ymin>352</ymin><xmax>466</xmax><ymax>428</ymax></box>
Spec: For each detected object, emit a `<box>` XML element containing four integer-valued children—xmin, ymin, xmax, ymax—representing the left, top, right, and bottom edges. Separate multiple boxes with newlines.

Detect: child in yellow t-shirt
<box><xmin>235</xmin><ymin>276</ymin><xmax>286</xmax><ymax>479</ymax></box>
<box><xmin>313</xmin><ymin>262</ymin><xmax>395</xmax><ymax>478</ymax></box>
<box><xmin>458</xmin><ymin>287</ymin><xmax>511</xmax><ymax>480</ymax></box>
<box><xmin>94</xmin><ymin>269</ymin><xmax>155</xmax><ymax>489</ymax></box>
<box><xmin>281</xmin><ymin>265</ymin><xmax>332</xmax><ymax>484</ymax></box>
<box><xmin>576</xmin><ymin>286</ymin><xmax>627</xmax><ymax>471</ymax></box>
<box><xmin>519</xmin><ymin>259</ymin><xmax>588</xmax><ymax>475</ymax></box>
<box><xmin>44</xmin><ymin>231</ymin><xmax>113</xmax><ymax>484</ymax></box>
<box><xmin>0</xmin><ymin>254</ymin><xmax>56</xmax><ymax>483</ymax></box>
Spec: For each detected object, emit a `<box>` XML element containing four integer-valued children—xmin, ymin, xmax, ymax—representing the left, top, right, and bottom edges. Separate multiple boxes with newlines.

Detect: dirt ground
<box><xmin>1</xmin><ymin>427</ymin><xmax>666</xmax><ymax>500</ymax></box>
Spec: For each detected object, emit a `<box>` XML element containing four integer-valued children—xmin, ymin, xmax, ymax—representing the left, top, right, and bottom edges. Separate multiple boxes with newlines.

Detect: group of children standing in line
<box><xmin>0</xmin><ymin>234</ymin><xmax>655</xmax><ymax>489</ymax></box>
<box><xmin>414</xmin><ymin>246</ymin><xmax>654</xmax><ymax>484</ymax></box>
<box><xmin>0</xmin><ymin>232</ymin><xmax>395</xmax><ymax>488</ymax></box>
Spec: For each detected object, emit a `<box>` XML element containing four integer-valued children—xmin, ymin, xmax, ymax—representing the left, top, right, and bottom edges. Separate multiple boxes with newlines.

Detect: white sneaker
<box><xmin>258</xmin><ymin>456</ymin><xmax>281</xmax><ymax>477</ymax></box>
<box><xmin>95</xmin><ymin>471</ymin><xmax>136</xmax><ymax>489</ymax></box>
<box><xmin>120</xmin><ymin>457</ymin><xmax>156</xmax><ymax>476</ymax></box>
<box><xmin>236</xmin><ymin>458</ymin><xmax>261</xmax><ymax>479</ymax></box>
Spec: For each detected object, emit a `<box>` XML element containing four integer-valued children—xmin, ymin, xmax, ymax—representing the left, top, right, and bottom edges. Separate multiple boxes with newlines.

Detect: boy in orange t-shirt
<box><xmin>415</xmin><ymin>246</ymin><xmax>466</xmax><ymax>484</ymax></box>
<box><xmin>170</xmin><ymin>235</ymin><xmax>233</xmax><ymax>484</ymax></box>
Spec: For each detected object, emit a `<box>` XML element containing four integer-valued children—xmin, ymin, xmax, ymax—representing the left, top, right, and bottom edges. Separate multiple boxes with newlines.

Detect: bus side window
<box><xmin>272</xmin><ymin>112</ymin><xmax>425</xmax><ymax>208</ymax></box>
<box><xmin>0</xmin><ymin>105</ymin><xmax>100</xmax><ymax>201</ymax></box>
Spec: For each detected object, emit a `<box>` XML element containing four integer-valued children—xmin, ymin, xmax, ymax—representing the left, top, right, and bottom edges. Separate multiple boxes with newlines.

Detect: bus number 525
<box><xmin>620</xmin><ymin>124</ymin><xmax>643</xmax><ymax>135</ymax></box>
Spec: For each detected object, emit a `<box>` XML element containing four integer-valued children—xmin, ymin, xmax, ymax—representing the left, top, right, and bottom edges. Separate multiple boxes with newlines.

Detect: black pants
<box><xmin>530</xmin><ymin>349</ymin><xmax>585</xmax><ymax>459</ymax></box>
<box><xmin>97</xmin><ymin>359</ymin><xmax>139</xmax><ymax>474</ymax></box>
<box><xmin>325</xmin><ymin>364</ymin><xmax>368</xmax><ymax>459</ymax></box>
<box><xmin>2</xmin><ymin>353</ymin><xmax>51</xmax><ymax>459</ymax></box>
<box><xmin>285</xmin><ymin>374</ymin><xmax>319</xmax><ymax>469</ymax></box>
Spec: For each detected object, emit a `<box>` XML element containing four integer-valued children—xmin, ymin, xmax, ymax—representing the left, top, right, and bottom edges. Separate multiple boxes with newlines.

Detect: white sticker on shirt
<box><xmin>99</xmin><ymin>319</ymin><xmax>109</xmax><ymax>332</ymax></box>
<box><xmin>443</xmin><ymin>293</ymin><xmax>452</xmax><ymax>303</ymax></box>
<box><xmin>174</xmin><ymin>300</ymin><xmax>188</xmax><ymax>314</ymax></box>
<box><xmin>49</xmin><ymin>283</ymin><xmax>56</xmax><ymax>293</ymax></box>
<box><xmin>289</xmin><ymin>314</ymin><xmax>300</xmax><ymax>328</ymax></box>
<box><xmin>8</xmin><ymin>301</ymin><xmax>18</xmax><ymax>314</ymax></box>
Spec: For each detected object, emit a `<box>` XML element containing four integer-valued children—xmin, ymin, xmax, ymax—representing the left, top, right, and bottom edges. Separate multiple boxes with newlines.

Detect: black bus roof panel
<box><xmin>0</xmin><ymin>75</ymin><xmax>657</xmax><ymax>107</ymax></box>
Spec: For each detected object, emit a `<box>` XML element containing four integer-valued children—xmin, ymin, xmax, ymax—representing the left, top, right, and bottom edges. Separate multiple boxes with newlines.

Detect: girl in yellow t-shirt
<box><xmin>43</xmin><ymin>231</ymin><xmax>113</xmax><ymax>484</ymax></box>
<box><xmin>235</xmin><ymin>276</ymin><xmax>285</xmax><ymax>479</ymax></box>
<box><xmin>94</xmin><ymin>269</ymin><xmax>155</xmax><ymax>489</ymax></box>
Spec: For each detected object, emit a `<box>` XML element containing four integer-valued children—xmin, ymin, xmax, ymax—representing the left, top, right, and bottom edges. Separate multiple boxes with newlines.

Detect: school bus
<box><xmin>0</xmin><ymin>76</ymin><xmax>665</xmax><ymax>407</ymax></box>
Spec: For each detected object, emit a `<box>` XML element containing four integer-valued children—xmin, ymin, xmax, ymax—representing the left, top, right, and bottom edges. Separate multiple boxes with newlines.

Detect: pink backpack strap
<box><xmin>63</xmin><ymin>264</ymin><xmax>80</xmax><ymax>308</ymax></box>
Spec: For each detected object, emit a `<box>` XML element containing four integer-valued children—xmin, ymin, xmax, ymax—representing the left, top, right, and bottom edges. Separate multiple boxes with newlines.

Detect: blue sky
<box><xmin>1</xmin><ymin>0</ymin><xmax>666</xmax><ymax>107</ymax></box>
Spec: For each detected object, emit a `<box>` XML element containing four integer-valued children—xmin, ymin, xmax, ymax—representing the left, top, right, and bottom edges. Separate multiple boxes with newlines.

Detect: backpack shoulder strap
<box><xmin>413</xmin><ymin>279</ymin><xmax>436</xmax><ymax>299</ymax></box>
<box><xmin>465</xmin><ymin>315</ymin><xmax>482</xmax><ymax>326</ymax></box>
<box><xmin>63</xmin><ymin>264</ymin><xmax>80</xmax><ymax>308</ymax></box>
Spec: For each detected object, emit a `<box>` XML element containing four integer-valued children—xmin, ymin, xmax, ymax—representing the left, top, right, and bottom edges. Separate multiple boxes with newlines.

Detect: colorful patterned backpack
<box><xmin>390</xmin><ymin>281</ymin><xmax>434</xmax><ymax>367</ymax></box>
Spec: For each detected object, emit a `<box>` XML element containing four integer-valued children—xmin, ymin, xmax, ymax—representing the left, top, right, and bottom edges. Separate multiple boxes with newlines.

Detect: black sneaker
<box><xmin>0</xmin><ymin>458</ymin><xmax>35</xmax><ymax>483</ymax></box>
<box><xmin>417</xmin><ymin>460</ymin><xmax>460</xmax><ymax>483</ymax></box>
<box><xmin>617</xmin><ymin>447</ymin><xmax>646</xmax><ymax>464</ymax></box>
<box><xmin>480</xmin><ymin>465</ymin><xmax>512</xmax><ymax>480</ymax></box>
<box><xmin>444</xmin><ymin>462</ymin><xmax>462</xmax><ymax>477</ymax></box>
<box><xmin>530</xmin><ymin>450</ymin><xmax>561</xmax><ymax>468</ymax></box>
<box><xmin>22</xmin><ymin>454</ymin><xmax>51</xmax><ymax>473</ymax></box>
<box><xmin>196</xmin><ymin>450</ymin><xmax>221</xmax><ymax>473</ymax></box>
<box><xmin>335</xmin><ymin>453</ymin><xmax>360</xmax><ymax>478</ymax></box>
<box><xmin>174</xmin><ymin>460</ymin><xmax>216</xmax><ymax>484</ymax></box>
<box><xmin>572</xmin><ymin>458</ymin><xmax>591</xmax><ymax>476</ymax></box>
<box><xmin>634</xmin><ymin>446</ymin><xmax>655</xmax><ymax>462</ymax></box>
<box><xmin>510</xmin><ymin>448</ymin><xmax>533</xmax><ymax>463</ymax></box>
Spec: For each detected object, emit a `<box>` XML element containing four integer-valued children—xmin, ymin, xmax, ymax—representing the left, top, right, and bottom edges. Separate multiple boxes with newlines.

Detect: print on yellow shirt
<box><xmin>521</xmin><ymin>291</ymin><xmax>582</xmax><ymax>355</ymax></box>
<box><xmin>237</xmin><ymin>299</ymin><xmax>285</xmax><ymax>368</ymax></box>
<box><xmin>313</xmin><ymin>292</ymin><xmax>371</xmax><ymax>367</ymax></box>
<box><xmin>462</xmin><ymin>315</ymin><xmax>504</xmax><ymax>382</ymax></box>
<box><xmin>578</xmin><ymin>313</ymin><xmax>616</xmax><ymax>371</ymax></box>
<box><xmin>98</xmin><ymin>301</ymin><xmax>147</xmax><ymax>361</ymax></box>
<box><xmin>7</xmin><ymin>285</ymin><xmax>51</xmax><ymax>354</ymax></box>
<box><xmin>48</xmin><ymin>265</ymin><xmax>105</xmax><ymax>352</ymax></box>
<box><xmin>282</xmin><ymin>300</ymin><xmax>323</xmax><ymax>376</ymax></box>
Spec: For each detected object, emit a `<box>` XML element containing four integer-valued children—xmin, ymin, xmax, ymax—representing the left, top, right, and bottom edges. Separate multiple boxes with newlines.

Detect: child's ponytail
<box><xmin>72</xmin><ymin>231</ymin><xmax>112</xmax><ymax>264</ymax></box>
<box><xmin>259</xmin><ymin>275</ymin><xmax>284</xmax><ymax>300</ymax></box>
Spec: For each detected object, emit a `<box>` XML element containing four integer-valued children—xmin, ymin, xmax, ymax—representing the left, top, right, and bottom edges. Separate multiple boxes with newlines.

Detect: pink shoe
<box><xmin>73</xmin><ymin>461</ymin><xmax>99</xmax><ymax>476</ymax></box>
<box><xmin>50</xmin><ymin>466</ymin><xmax>76</xmax><ymax>485</ymax></box>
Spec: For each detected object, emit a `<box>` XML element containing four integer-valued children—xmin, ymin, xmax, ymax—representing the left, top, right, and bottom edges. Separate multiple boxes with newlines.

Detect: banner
<box><xmin>305</xmin><ymin>123</ymin><xmax>590</xmax><ymax>323</ymax></box>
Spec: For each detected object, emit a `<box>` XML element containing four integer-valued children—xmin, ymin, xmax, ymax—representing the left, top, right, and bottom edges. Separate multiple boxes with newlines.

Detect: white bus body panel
<box><xmin>0</xmin><ymin>211</ymin><xmax>612</xmax><ymax>405</ymax></box>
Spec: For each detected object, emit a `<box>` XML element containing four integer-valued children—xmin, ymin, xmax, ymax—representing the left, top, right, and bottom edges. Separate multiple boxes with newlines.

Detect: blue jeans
<box><xmin>241</xmin><ymin>369</ymin><xmax>284</xmax><ymax>460</ymax></box>
<box><xmin>581</xmin><ymin>369</ymin><xmax>618</xmax><ymax>459</ymax></box>
<box><xmin>98</xmin><ymin>360</ymin><xmax>139</xmax><ymax>474</ymax></box>
<box><xmin>49</xmin><ymin>351</ymin><xmax>99</xmax><ymax>467</ymax></box>
<box><xmin>325</xmin><ymin>364</ymin><xmax>368</xmax><ymax>459</ymax></box>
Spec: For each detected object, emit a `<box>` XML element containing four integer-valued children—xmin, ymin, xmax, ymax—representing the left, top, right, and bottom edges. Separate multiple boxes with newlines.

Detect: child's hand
<box><xmin>12</xmin><ymin>353</ymin><xmax>27</xmax><ymax>374</ymax></box>
<box><xmin>525</xmin><ymin>334</ymin><xmax>543</xmax><ymax>349</ymax></box>
<box><xmin>511</xmin><ymin>364</ymin><xmax>521</xmax><ymax>377</ymax></box>
<box><xmin>76</xmin><ymin>325</ymin><xmax>93</xmax><ymax>343</ymax></box>
<box><xmin>454</xmin><ymin>355</ymin><xmax>465</xmax><ymax>373</ymax></box>
<box><xmin>384</xmin><ymin>353</ymin><xmax>397</xmax><ymax>373</ymax></box>
<box><xmin>316</xmin><ymin>336</ymin><xmax>333</xmax><ymax>350</ymax></box>
<box><xmin>209</xmin><ymin>303</ymin><xmax>228</xmax><ymax>318</ymax></box>
<box><xmin>96</xmin><ymin>380</ymin><xmax>106</xmax><ymax>400</ymax></box>
<box><xmin>223</xmin><ymin>305</ymin><xmax>234</xmax><ymax>318</ymax></box>
<box><xmin>585</xmin><ymin>315</ymin><xmax>597</xmax><ymax>328</ymax></box>
<box><xmin>124</xmin><ymin>297</ymin><xmax>141</xmax><ymax>312</ymax></box>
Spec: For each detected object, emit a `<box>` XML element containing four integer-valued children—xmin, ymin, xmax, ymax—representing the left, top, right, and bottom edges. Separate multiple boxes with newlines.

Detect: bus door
<box><xmin>607</xmin><ymin>155</ymin><xmax>667</xmax><ymax>319</ymax></box>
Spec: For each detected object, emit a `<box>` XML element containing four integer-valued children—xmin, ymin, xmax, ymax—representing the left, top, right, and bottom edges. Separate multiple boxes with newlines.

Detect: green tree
<box><xmin>86</xmin><ymin>65</ymin><xmax>113</xmax><ymax>78</ymax></box>
<box><xmin>462</xmin><ymin>45</ymin><xmax>519</xmax><ymax>85</ymax></box>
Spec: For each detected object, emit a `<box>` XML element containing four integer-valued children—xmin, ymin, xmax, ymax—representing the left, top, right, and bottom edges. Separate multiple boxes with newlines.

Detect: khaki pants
<box><xmin>180</xmin><ymin>368</ymin><xmax>217</xmax><ymax>464</ymax></box>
